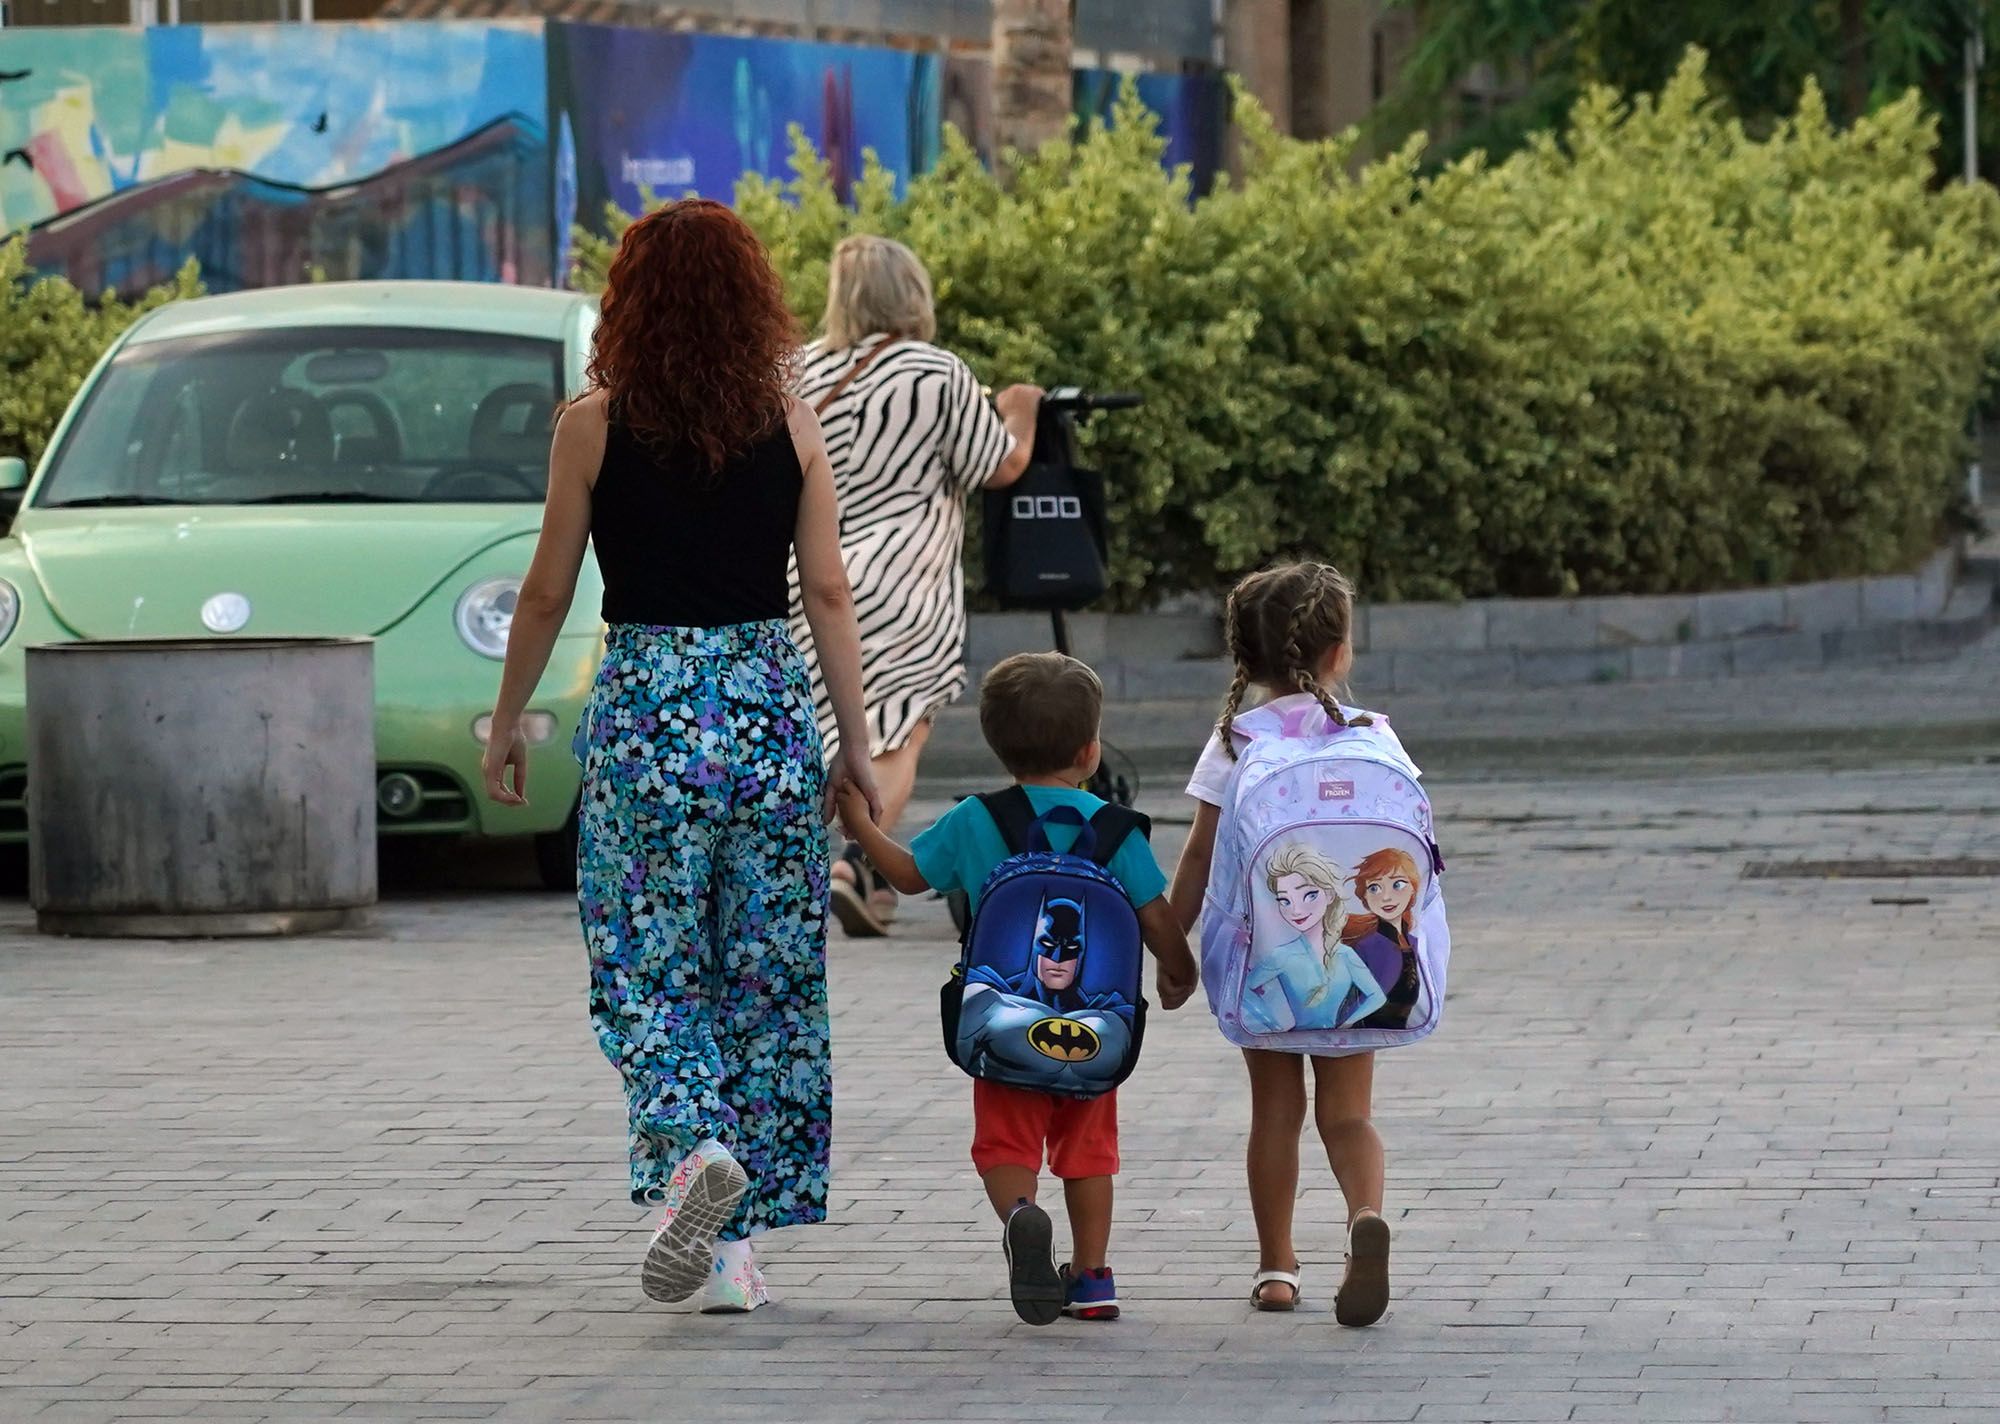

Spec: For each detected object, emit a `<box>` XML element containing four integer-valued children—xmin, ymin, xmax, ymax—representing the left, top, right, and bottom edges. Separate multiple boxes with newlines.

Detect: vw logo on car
<box><xmin>200</xmin><ymin>592</ymin><xmax>252</xmax><ymax>634</ymax></box>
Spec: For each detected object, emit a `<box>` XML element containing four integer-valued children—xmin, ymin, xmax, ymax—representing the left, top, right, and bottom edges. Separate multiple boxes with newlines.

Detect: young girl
<box><xmin>1169</xmin><ymin>561</ymin><xmax>1411</xmax><ymax>1327</ymax></box>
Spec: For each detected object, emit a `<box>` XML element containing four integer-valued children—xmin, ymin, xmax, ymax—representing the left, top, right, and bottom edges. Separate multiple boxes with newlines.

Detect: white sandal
<box><xmin>1250</xmin><ymin>1265</ymin><xmax>1302</xmax><ymax>1312</ymax></box>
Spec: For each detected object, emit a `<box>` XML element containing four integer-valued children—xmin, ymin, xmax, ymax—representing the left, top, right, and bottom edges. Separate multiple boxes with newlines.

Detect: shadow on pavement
<box><xmin>0</xmin><ymin>835</ymin><xmax>560</xmax><ymax>905</ymax></box>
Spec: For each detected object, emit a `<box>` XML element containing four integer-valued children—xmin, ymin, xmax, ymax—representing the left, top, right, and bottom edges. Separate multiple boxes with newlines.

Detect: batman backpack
<box><xmin>939</xmin><ymin>789</ymin><xmax>1150</xmax><ymax>1101</ymax></box>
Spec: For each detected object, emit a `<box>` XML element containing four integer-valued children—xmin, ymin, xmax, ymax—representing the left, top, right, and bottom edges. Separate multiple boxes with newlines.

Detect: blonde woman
<box><xmin>1243</xmin><ymin>844</ymin><xmax>1388</xmax><ymax>1035</ymax></box>
<box><xmin>789</xmin><ymin>234</ymin><xmax>1043</xmax><ymax>936</ymax></box>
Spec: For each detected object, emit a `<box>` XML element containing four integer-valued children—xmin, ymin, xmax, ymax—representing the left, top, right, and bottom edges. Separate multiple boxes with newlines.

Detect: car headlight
<box><xmin>0</xmin><ymin>580</ymin><xmax>19</xmax><ymax>647</ymax></box>
<box><xmin>453</xmin><ymin>576</ymin><xmax>520</xmax><ymax>660</ymax></box>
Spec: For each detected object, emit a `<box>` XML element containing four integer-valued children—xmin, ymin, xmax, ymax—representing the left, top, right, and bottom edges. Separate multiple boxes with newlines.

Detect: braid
<box><xmin>1285</xmin><ymin>566</ymin><xmax>1372</xmax><ymax>729</ymax></box>
<box><xmin>1217</xmin><ymin>584</ymin><xmax>1254</xmax><ymax>761</ymax></box>
<box><xmin>1296</xmin><ymin>666</ymin><xmax>1371</xmax><ymax>729</ymax></box>
<box><xmin>1217</xmin><ymin>666</ymin><xmax>1252</xmax><ymax>761</ymax></box>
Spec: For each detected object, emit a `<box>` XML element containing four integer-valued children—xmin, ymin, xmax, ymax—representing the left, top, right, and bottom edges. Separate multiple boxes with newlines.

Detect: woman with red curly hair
<box><xmin>482</xmin><ymin>199</ymin><xmax>877</xmax><ymax>1314</ymax></box>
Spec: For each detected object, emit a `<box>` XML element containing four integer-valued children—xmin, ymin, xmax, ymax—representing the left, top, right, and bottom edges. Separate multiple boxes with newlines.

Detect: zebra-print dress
<box><xmin>788</xmin><ymin>336</ymin><xmax>1016</xmax><ymax>761</ymax></box>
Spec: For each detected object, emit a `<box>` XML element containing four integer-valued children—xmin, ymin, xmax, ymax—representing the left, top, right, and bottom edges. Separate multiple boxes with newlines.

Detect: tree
<box><xmin>1376</xmin><ymin>0</ymin><xmax>1999</xmax><ymax>182</ymax></box>
<box><xmin>992</xmin><ymin>0</ymin><xmax>1075</xmax><ymax>155</ymax></box>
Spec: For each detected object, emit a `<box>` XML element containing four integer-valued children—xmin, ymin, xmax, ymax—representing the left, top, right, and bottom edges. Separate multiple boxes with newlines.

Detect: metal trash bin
<box><xmin>26</xmin><ymin>638</ymin><xmax>377</xmax><ymax>937</ymax></box>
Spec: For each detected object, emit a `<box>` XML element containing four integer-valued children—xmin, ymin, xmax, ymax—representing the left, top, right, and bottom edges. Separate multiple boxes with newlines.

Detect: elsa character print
<box><xmin>1242</xmin><ymin>844</ymin><xmax>1388</xmax><ymax>1034</ymax></box>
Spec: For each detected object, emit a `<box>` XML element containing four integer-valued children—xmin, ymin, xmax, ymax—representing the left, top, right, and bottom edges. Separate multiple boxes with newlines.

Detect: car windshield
<box><xmin>35</xmin><ymin>326</ymin><xmax>563</xmax><ymax>508</ymax></box>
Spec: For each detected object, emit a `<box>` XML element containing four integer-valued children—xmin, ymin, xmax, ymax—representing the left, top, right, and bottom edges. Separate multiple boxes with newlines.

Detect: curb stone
<box><xmin>964</xmin><ymin>547</ymin><xmax>1994</xmax><ymax>696</ymax></box>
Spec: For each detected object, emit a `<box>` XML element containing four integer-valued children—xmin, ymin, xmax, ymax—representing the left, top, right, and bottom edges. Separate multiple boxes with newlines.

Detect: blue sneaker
<box><xmin>1061</xmin><ymin>1264</ymin><xmax>1120</xmax><ymax>1320</ymax></box>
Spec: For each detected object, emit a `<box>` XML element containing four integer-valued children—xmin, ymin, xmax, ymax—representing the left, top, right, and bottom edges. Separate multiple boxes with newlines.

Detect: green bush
<box><xmin>594</xmin><ymin>52</ymin><xmax>2000</xmax><ymax>604</ymax></box>
<box><xmin>1</xmin><ymin>239</ymin><xmax>201</xmax><ymax>467</ymax></box>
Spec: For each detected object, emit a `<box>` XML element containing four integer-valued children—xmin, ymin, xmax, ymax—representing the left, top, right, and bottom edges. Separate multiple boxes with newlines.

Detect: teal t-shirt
<box><xmin>909</xmin><ymin>786</ymin><xmax>1168</xmax><ymax>912</ymax></box>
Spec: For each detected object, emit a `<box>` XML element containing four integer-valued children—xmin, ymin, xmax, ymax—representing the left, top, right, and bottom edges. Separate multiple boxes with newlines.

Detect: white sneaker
<box><xmin>640</xmin><ymin>1138</ymin><xmax>749</xmax><ymax>1303</ymax></box>
<box><xmin>699</xmin><ymin>1238</ymin><xmax>772</xmax><ymax>1314</ymax></box>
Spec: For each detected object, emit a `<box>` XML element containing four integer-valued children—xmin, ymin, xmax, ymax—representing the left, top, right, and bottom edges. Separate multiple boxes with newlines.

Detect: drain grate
<box><xmin>1743</xmin><ymin>858</ymin><xmax>2000</xmax><ymax>880</ymax></box>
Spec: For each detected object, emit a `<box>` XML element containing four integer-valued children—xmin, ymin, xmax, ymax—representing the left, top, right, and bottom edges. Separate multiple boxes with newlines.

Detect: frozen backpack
<box><xmin>1201</xmin><ymin>699</ymin><xmax>1449</xmax><ymax>1054</ymax></box>
<box><xmin>939</xmin><ymin>789</ymin><xmax>1150</xmax><ymax>1101</ymax></box>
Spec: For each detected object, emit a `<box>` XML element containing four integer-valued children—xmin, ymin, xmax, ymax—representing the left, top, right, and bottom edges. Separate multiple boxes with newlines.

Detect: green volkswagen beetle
<box><xmin>0</xmin><ymin>281</ymin><xmax>603</xmax><ymax>888</ymax></box>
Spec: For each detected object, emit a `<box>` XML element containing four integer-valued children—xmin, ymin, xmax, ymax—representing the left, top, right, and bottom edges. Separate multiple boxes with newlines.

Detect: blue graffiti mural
<box><xmin>547</xmin><ymin>22</ymin><xmax>943</xmax><ymax>255</ymax></box>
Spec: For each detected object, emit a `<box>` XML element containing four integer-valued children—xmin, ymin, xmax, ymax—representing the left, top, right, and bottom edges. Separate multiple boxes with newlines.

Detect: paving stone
<box><xmin>3</xmin><ymin>758</ymin><xmax>1998</xmax><ymax>1421</ymax></box>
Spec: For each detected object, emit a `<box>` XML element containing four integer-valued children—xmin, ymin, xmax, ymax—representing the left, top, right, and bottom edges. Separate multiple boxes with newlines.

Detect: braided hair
<box><xmin>1217</xmin><ymin>561</ymin><xmax>1371</xmax><ymax>760</ymax></box>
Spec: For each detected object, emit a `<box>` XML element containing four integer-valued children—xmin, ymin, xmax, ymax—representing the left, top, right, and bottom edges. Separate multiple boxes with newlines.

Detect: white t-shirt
<box><xmin>1184</xmin><ymin>692</ymin><xmax>1414</xmax><ymax>806</ymax></box>
<box><xmin>1184</xmin><ymin>724</ymin><xmax>1240</xmax><ymax>808</ymax></box>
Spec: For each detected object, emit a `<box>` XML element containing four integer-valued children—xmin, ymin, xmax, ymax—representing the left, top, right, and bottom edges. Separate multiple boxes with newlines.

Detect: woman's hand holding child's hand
<box><xmin>835</xmin><ymin>779</ymin><xmax>877</xmax><ymax>838</ymax></box>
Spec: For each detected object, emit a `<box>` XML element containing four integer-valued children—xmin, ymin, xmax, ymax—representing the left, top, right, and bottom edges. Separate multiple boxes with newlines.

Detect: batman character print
<box><xmin>959</xmin><ymin>891</ymin><xmax>1136</xmax><ymax>1097</ymax></box>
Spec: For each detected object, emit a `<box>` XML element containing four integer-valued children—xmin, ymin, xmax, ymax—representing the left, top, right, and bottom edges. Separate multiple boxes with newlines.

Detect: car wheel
<box><xmin>534</xmin><ymin>803</ymin><xmax>580</xmax><ymax>893</ymax></box>
<box><xmin>0</xmin><ymin>844</ymin><xmax>27</xmax><ymax>898</ymax></box>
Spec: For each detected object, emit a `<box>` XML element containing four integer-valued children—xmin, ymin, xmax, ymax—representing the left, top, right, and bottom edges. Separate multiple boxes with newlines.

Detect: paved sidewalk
<box><xmin>3</xmin><ymin>758</ymin><xmax>1999</xmax><ymax>1422</ymax></box>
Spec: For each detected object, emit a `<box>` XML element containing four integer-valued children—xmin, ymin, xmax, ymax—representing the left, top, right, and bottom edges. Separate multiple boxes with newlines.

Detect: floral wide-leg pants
<box><xmin>575</xmin><ymin>621</ymin><xmax>831</xmax><ymax>1239</ymax></box>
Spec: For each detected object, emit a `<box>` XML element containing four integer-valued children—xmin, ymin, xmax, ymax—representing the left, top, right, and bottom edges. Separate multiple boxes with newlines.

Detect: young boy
<box><xmin>838</xmin><ymin>652</ymin><xmax>1199</xmax><ymax>1325</ymax></box>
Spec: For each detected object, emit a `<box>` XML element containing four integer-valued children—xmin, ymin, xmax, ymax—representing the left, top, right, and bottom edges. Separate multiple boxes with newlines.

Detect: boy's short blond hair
<box><xmin>978</xmin><ymin>653</ymin><xmax>1103</xmax><ymax>779</ymax></box>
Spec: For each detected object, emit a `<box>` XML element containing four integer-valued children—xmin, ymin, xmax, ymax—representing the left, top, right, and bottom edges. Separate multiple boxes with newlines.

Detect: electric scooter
<box><xmin>1034</xmin><ymin>388</ymin><xmax>1142</xmax><ymax>809</ymax></box>
<box><xmin>945</xmin><ymin>386</ymin><xmax>1143</xmax><ymax>938</ymax></box>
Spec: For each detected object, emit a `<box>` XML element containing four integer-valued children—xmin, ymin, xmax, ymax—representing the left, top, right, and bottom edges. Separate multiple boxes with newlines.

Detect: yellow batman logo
<box><xmin>1028</xmin><ymin>1016</ymin><xmax>1101</xmax><ymax>1062</ymax></box>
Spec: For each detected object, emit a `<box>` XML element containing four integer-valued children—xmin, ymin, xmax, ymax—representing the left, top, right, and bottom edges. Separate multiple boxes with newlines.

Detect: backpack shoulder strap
<box><xmin>1083</xmin><ymin>804</ymin><xmax>1151</xmax><ymax>868</ymax></box>
<box><xmin>976</xmin><ymin>787</ymin><xmax>1039</xmax><ymax>856</ymax></box>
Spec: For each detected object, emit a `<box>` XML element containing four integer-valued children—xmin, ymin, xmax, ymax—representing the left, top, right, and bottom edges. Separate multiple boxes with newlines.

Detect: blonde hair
<box><xmin>1220</xmin><ymin>561</ymin><xmax>1371</xmax><ymax>758</ymax></box>
<box><xmin>1266</xmin><ymin>843</ymin><xmax>1345</xmax><ymax>968</ymax></box>
<box><xmin>822</xmin><ymin>234</ymin><xmax>936</xmax><ymax>349</ymax></box>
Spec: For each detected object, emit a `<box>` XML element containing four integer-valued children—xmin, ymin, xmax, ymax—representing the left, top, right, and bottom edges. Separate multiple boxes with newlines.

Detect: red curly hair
<box><xmin>586</xmin><ymin>199</ymin><xmax>800</xmax><ymax>472</ymax></box>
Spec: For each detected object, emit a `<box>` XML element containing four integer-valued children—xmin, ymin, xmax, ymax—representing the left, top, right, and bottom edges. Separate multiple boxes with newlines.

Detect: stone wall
<box><xmin>966</xmin><ymin>548</ymin><xmax>1995</xmax><ymax>695</ymax></box>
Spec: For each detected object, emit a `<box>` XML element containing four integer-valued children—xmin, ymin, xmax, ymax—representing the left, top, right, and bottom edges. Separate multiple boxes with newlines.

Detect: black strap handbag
<box><xmin>980</xmin><ymin>410</ymin><xmax>1109</xmax><ymax>611</ymax></box>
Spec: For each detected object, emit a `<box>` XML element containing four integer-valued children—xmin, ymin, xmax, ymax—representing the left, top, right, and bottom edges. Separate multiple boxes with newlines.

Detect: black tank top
<box><xmin>590</xmin><ymin>416</ymin><xmax>803</xmax><ymax>627</ymax></box>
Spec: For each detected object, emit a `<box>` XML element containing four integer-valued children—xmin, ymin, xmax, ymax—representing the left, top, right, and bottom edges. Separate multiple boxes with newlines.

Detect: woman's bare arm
<box><xmin>986</xmin><ymin>383</ymin><xmax>1042</xmax><ymax>489</ymax></box>
<box><xmin>790</xmin><ymin>398</ymin><xmax>881</xmax><ymax>817</ymax></box>
<box><xmin>484</xmin><ymin>394</ymin><xmax>604</xmax><ymax>805</ymax></box>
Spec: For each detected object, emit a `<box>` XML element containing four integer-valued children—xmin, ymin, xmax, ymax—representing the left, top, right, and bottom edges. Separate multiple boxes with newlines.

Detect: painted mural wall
<box><xmin>546</xmin><ymin>23</ymin><xmax>942</xmax><ymax>282</ymax></box>
<box><xmin>1</xmin><ymin>22</ymin><xmax>549</xmax><ymax>292</ymax></box>
<box><xmin>1</xmin><ymin>21</ymin><xmax>1225</xmax><ymax>297</ymax></box>
<box><xmin>1074</xmin><ymin>66</ymin><xmax>1226</xmax><ymax>194</ymax></box>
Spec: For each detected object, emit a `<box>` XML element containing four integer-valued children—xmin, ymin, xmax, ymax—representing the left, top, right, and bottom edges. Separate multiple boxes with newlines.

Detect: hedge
<box><xmin>0</xmin><ymin>241</ymin><xmax>200</xmax><ymax>467</ymax></box>
<box><xmin>5</xmin><ymin>53</ymin><xmax>1994</xmax><ymax>607</ymax></box>
<box><xmin>575</xmin><ymin>51</ymin><xmax>2000</xmax><ymax>606</ymax></box>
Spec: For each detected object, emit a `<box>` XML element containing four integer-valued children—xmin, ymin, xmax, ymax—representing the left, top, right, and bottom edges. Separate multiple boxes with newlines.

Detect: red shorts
<box><xmin>970</xmin><ymin>1081</ymin><xmax>1119</xmax><ymax>1180</ymax></box>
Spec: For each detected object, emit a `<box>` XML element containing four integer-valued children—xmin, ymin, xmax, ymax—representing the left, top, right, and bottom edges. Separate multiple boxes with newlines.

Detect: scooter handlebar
<box><xmin>1041</xmin><ymin>387</ymin><xmax>1143</xmax><ymax>413</ymax></box>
